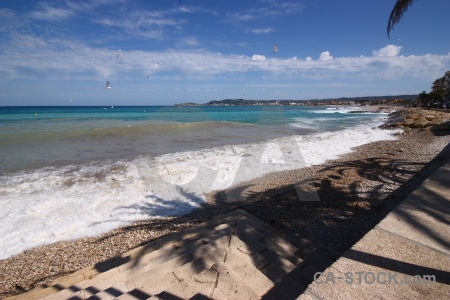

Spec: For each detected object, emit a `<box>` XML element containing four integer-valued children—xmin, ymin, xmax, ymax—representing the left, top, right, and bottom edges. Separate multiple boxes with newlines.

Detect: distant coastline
<box><xmin>174</xmin><ymin>94</ymin><xmax>418</xmax><ymax>107</ymax></box>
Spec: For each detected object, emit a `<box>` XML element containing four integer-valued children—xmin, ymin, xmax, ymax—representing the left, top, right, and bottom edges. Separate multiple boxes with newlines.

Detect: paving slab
<box><xmin>376</xmin><ymin>201</ymin><xmax>450</xmax><ymax>255</ymax></box>
<box><xmin>301</xmin><ymin>159</ymin><xmax>450</xmax><ymax>300</ymax></box>
<box><xmin>306</xmin><ymin>262</ymin><xmax>448</xmax><ymax>300</ymax></box>
<box><xmin>406</xmin><ymin>183</ymin><xmax>450</xmax><ymax>207</ymax></box>
<box><xmin>375</xmin><ymin>159</ymin><xmax>450</xmax><ymax>256</ymax></box>
<box><xmin>345</xmin><ymin>229</ymin><xmax>450</xmax><ymax>284</ymax></box>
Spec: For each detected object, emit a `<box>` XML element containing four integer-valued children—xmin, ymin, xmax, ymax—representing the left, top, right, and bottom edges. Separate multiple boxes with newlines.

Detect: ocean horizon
<box><xmin>0</xmin><ymin>105</ymin><xmax>399</xmax><ymax>260</ymax></box>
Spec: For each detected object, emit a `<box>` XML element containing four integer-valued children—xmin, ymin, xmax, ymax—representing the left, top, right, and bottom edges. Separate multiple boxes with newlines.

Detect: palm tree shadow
<box><xmin>218</xmin><ymin>147</ymin><xmax>450</xmax><ymax>260</ymax></box>
<box><xmin>88</xmin><ymin>141</ymin><xmax>449</xmax><ymax>279</ymax></box>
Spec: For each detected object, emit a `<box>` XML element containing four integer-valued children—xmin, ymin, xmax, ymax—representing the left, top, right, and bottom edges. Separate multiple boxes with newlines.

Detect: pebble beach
<box><xmin>1</xmin><ymin>107</ymin><xmax>449</xmax><ymax>298</ymax></box>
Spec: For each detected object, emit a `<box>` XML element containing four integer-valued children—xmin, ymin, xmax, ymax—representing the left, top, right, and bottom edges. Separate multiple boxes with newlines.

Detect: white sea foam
<box><xmin>310</xmin><ymin>107</ymin><xmax>387</xmax><ymax>115</ymax></box>
<box><xmin>310</xmin><ymin>108</ymin><xmax>356</xmax><ymax>114</ymax></box>
<box><xmin>0</xmin><ymin>119</ymin><xmax>401</xmax><ymax>259</ymax></box>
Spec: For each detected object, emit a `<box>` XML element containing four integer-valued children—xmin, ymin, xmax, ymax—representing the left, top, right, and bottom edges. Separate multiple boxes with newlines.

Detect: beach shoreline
<box><xmin>1</xmin><ymin>107</ymin><xmax>449</xmax><ymax>297</ymax></box>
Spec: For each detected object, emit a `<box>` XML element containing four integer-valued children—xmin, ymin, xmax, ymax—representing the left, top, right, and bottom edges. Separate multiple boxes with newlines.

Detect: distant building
<box><xmin>431</xmin><ymin>70</ymin><xmax>450</xmax><ymax>103</ymax></box>
<box><xmin>432</xmin><ymin>70</ymin><xmax>450</xmax><ymax>92</ymax></box>
<box><xmin>446</xmin><ymin>71</ymin><xmax>450</xmax><ymax>99</ymax></box>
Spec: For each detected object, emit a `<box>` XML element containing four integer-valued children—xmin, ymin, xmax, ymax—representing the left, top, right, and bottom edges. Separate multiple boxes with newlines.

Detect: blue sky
<box><xmin>0</xmin><ymin>0</ymin><xmax>449</xmax><ymax>106</ymax></box>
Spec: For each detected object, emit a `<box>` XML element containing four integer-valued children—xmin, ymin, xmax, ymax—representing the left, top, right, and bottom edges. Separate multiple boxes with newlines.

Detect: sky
<box><xmin>0</xmin><ymin>0</ymin><xmax>449</xmax><ymax>106</ymax></box>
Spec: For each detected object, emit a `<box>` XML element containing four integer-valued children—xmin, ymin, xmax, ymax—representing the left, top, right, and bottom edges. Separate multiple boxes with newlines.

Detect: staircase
<box><xmin>7</xmin><ymin>210</ymin><xmax>333</xmax><ymax>300</ymax></box>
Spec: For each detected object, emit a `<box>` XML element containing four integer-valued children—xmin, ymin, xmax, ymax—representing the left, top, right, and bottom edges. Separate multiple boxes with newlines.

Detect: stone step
<box><xmin>224</xmin><ymin>235</ymin><xmax>275</xmax><ymax>297</ymax></box>
<box><xmin>124</xmin><ymin>252</ymin><xmax>194</xmax><ymax>296</ymax></box>
<box><xmin>231</xmin><ymin>218</ymin><xmax>316</xmax><ymax>289</ymax></box>
<box><xmin>103</xmin><ymin>234</ymin><xmax>229</xmax><ymax>298</ymax></box>
<box><xmin>40</xmin><ymin>221</ymin><xmax>236</xmax><ymax>300</ymax></box>
<box><xmin>151</xmin><ymin>264</ymin><xmax>250</xmax><ymax>300</ymax></box>
<box><xmin>8</xmin><ymin>210</ymin><xmax>325</xmax><ymax>300</ymax></box>
<box><xmin>213</xmin><ymin>263</ymin><xmax>261</xmax><ymax>300</ymax></box>
<box><xmin>85</xmin><ymin>283</ymin><xmax>129</xmax><ymax>300</ymax></box>
<box><xmin>42</xmin><ymin>244</ymin><xmax>188</xmax><ymax>299</ymax></box>
<box><xmin>156</xmin><ymin>267</ymin><xmax>219</xmax><ymax>299</ymax></box>
<box><xmin>13</xmin><ymin>220</ymin><xmax>226</xmax><ymax>300</ymax></box>
<box><xmin>128</xmin><ymin>241</ymin><xmax>227</xmax><ymax>299</ymax></box>
<box><xmin>56</xmin><ymin>231</ymin><xmax>232</xmax><ymax>299</ymax></box>
<box><xmin>233</xmin><ymin>216</ymin><xmax>310</xmax><ymax>266</ymax></box>
<box><xmin>115</xmin><ymin>288</ymin><xmax>152</xmax><ymax>300</ymax></box>
<box><xmin>301</xmin><ymin>251</ymin><xmax>334</xmax><ymax>273</ymax></box>
<box><xmin>235</xmin><ymin>216</ymin><xmax>333</xmax><ymax>288</ymax></box>
<box><xmin>258</xmin><ymin>249</ymin><xmax>297</xmax><ymax>284</ymax></box>
<box><xmin>44</xmin><ymin>252</ymin><xmax>193</xmax><ymax>300</ymax></box>
<box><xmin>261</xmin><ymin>266</ymin><xmax>310</xmax><ymax>300</ymax></box>
<box><xmin>172</xmin><ymin>246</ymin><xmax>228</xmax><ymax>283</ymax></box>
<box><xmin>149</xmin><ymin>222</ymin><xmax>305</xmax><ymax>299</ymax></box>
<box><xmin>235</xmin><ymin>220</ymin><xmax>304</xmax><ymax>267</ymax></box>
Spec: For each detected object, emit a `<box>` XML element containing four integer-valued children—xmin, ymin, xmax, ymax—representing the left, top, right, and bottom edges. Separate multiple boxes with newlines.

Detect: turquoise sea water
<box><xmin>0</xmin><ymin>105</ymin><xmax>378</xmax><ymax>174</ymax></box>
<box><xmin>0</xmin><ymin>105</ymin><xmax>396</xmax><ymax>259</ymax></box>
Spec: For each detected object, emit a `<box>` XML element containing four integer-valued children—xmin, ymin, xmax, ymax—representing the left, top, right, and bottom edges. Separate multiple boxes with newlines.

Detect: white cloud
<box><xmin>227</xmin><ymin>12</ymin><xmax>257</xmax><ymax>22</ymax></box>
<box><xmin>173</xmin><ymin>5</ymin><xmax>216</xmax><ymax>15</ymax></box>
<box><xmin>319</xmin><ymin>51</ymin><xmax>333</xmax><ymax>61</ymax></box>
<box><xmin>96</xmin><ymin>14</ymin><xmax>182</xmax><ymax>30</ymax></box>
<box><xmin>66</xmin><ymin>0</ymin><xmax>126</xmax><ymax>11</ymax></box>
<box><xmin>226</xmin><ymin>1</ymin><xmax>304</xmax><ymax>24</ymax></box>
<box><xmin>280</xmin><ymin>2</ymin><xmax>305</xmax><ymax>13</ymax></box>
<box><xmin>249</xmin><ymin>27</ymin><xmax>274</xmax><ymax>34</ymax></box>
<box><xmin>28</xmin><ymin>3</ymin><xmax>73</xmax><ymax>21</ymax></box>
<box><xmin>179</xmin><ymin>36</ymin><xmax>199</xmax><ymax>46</ymax></box>
<box><xmin>1</xmin><ymin>33</ymin><xmax>449</xmax><ymax>88</ymax></box>
<box><xmin>93</xmin><ymin>11</ymin><xmax>182</xmax><ymax>40</ymax></box>
<box><xmin>373</xmin><ymin>45</ymin><xmax>402</xmax><ymax>57</ymax></box>
<box><xmin>252</xmin><ymin>55</ymin><xmax>267</xmax><ymax>61</ymax></box>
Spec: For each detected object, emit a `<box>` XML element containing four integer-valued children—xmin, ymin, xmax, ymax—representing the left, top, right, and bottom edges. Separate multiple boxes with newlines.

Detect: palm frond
<box><xmin>387</xmin><ymin>0</ymin><xmax>416</xmax><ymax>38</ymax></box>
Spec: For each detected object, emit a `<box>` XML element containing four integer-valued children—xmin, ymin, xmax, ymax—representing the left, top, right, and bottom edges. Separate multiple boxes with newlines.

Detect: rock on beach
<box><xmin>381</xmin><ymin>108</ymin><xmax>450</xmax><ymax>131</ymax></box>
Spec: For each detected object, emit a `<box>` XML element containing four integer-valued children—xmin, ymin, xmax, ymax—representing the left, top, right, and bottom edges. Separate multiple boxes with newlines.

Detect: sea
<box><xmin>0</xmin><ymin>105</ymin><xmax>399</xmax><ymax>260</ymax></box>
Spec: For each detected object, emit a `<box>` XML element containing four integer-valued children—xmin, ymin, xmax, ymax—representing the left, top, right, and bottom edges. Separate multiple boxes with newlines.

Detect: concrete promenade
<box><xmin>300</xmin><ymin>159</ymin><xmax>450</xmax><ymax>299</ymax></box>
<box><xmin>7</xmin><ymin>159</ymin><xmax>450</xmax><ymax>299</ymax></box>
